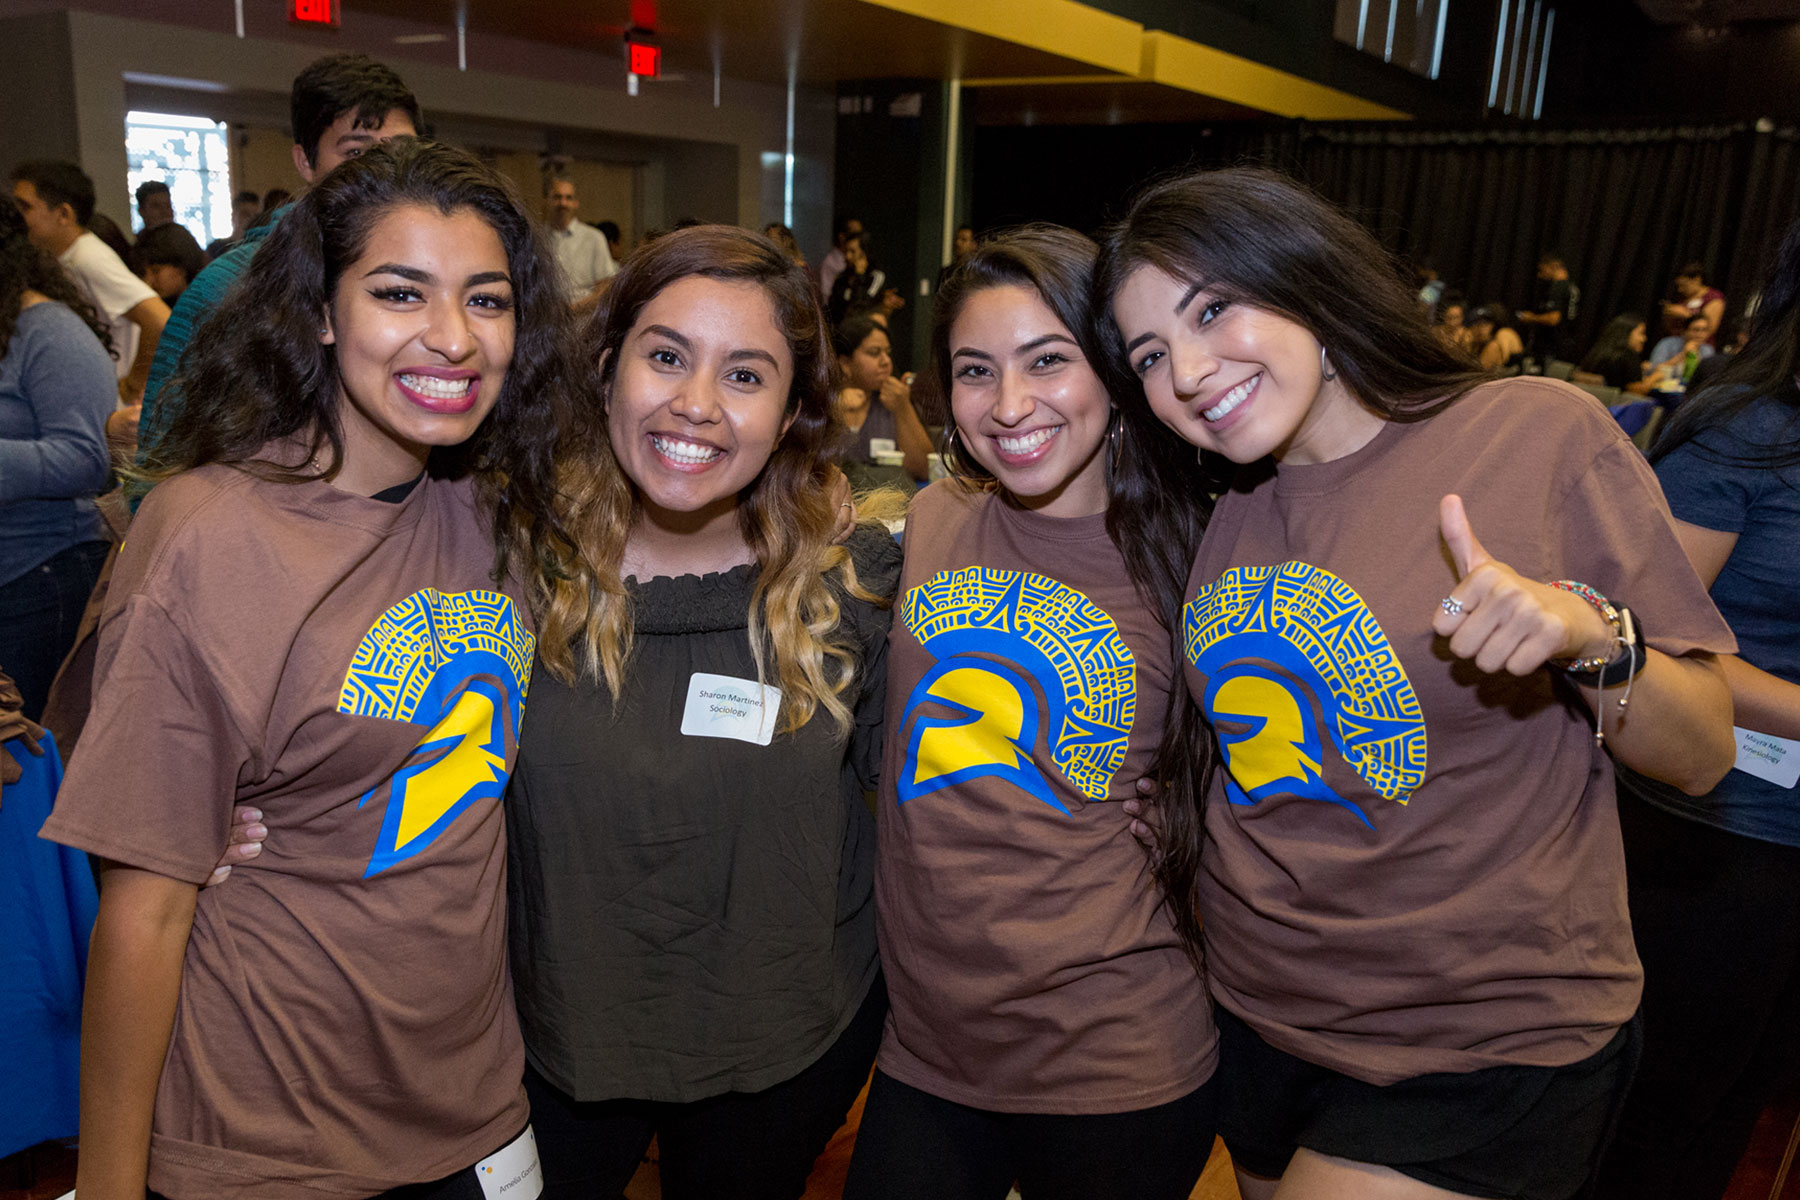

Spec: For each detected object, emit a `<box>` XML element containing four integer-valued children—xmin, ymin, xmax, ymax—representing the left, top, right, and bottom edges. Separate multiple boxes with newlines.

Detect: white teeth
<box><xmin>651</xmin><ymin>435</ymin><xmax>723</xmax><ymax>464</ymax></box>
<box><xmin>996</xmin><ymin>427</ymin><xmax>1060</xmax><ymax>455</ymax></box>
<box><xmin>400</xmin><ymin>373</ymin><xmax>473</xmax><ymax>400</ymax></box>
<box><xmin>1203</xmin><ymin>373</ymin><xmax>1259</xmax><ymax>423</ymax></box>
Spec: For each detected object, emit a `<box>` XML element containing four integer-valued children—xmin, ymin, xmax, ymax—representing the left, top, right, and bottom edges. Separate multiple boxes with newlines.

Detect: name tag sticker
<box><xmin>1733</xmin><ymin>726</ymin><xmax>1800</xmax><ymax>789</ymax></box>
<box><xmin>477</xmin><ymin>1124</ymin><xmax>542</xmax><ymax>1200</ymax></box>
<box><xmin>681</xmin><ymin>673</ymin><xmax>782</xmax><ymax>746</ymax></box>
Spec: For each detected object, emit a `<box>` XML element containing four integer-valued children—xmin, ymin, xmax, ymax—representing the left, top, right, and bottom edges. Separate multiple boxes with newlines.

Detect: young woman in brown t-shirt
<box><xmin>843</xmin><ymin>226</ymin><xmax>1219</xmax><ymax>1200</ymax></box>
<box><xmin>46</xmin><ymin>140</ymin><xmax>578</xmax><ymax>1200</ymax></box>
<box><xmin>1099</xmin><ymin>167</ymin><xmax>1737</xmax><ymax>1200</ymax></box>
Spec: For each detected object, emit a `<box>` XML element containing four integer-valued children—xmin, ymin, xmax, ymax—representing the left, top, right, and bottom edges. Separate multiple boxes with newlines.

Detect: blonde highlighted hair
<box><xmin>523</xmin><ymin>224</ymin><xmax>892</xmax><ymax>734</ymax></box>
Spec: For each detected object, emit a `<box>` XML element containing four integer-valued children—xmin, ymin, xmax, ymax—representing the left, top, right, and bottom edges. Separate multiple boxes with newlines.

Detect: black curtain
<box><xmin>970</xmin><ymin>117</ymin><xmax>1800</xmax><ymax>357</ymax></box>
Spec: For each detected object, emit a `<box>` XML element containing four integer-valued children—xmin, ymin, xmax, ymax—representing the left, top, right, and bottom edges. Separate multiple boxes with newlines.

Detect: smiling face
<box><xmin>839</xmin><ymin>326</ymin><xmax>892</xmax><ymax>394</ymax></box>
<box><xmin>1112</xmin><ymin>264</ymin><xmax>1382</xmax><ymax>466</ymax></box>
<box><xmin>1629</xmin><ymin>323</ymin><xmax>1647</xmax><ymax>354</ymax></box>
<box><xmin>322</xmin><ymin>203</ymin><xmax>516</xmax><ymax>494</ymax></box>
<box><xmin>606</xmin><ymin>275</ymin><xmax>795</xmax><ymax>534</ymax></box>
<box><xmin>949</xmin><ymin>284</ymin><xmax>1111</xmax><ymax>518</ymax></box>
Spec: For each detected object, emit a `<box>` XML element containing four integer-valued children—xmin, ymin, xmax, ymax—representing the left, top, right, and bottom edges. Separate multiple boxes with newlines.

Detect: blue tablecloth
<box><xmin>1</xmin><ymin>731</ymin><xmax>97</xmax><ymax>1158</ymax></box>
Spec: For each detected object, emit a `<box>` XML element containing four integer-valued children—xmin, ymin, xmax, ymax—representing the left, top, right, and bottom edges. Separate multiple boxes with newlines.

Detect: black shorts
<box><xmin>1214</xmin><ymin>1006</ymin><xmax>1642</xmax><ymax>1200</ymax></box>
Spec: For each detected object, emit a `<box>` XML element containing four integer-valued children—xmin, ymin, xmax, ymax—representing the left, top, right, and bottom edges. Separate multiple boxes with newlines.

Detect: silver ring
<box><xmin>1441</xmin><ymin>596</ymin><xmax>1464</xmax><ymax>616</ymax></box>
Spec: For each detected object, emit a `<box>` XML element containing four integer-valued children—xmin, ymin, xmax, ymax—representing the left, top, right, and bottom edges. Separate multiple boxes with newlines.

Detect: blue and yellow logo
<box><xmin>899</xmin><ymin>568</ymin><xmax>1134</xmax><ymax>813</ymax></box>
<box><xmin>1185</xmin><ymin>563</ymin><xmax>1425</xmax><ymax>829</ymax></box>
<box><xmin>339</xmin><ymin>589</ymin><xmax>534</xmax><ymax>876</ymax></box>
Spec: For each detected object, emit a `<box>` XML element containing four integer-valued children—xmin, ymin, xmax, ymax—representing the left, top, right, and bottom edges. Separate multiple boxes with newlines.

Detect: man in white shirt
<box><xmin>13</xmin><ymin>160</ymin><xmax>168</xmax><ymax>402</ymax></box>
<box><xmin>544</xmin><ymin>177</ymin><xmax>615</xmax><ymax>301</ymax></box>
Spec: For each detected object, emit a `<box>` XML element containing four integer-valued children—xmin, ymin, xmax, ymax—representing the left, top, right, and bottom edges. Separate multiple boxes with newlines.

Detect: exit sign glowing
<box><xmin>628</xmin><ymin>40</ymin><xmax>660</xmax><ymax>77</ymax></box>
<box><xmin>290</xmin><ymin>0</ymin><xmax>338</xmax><ymax>26</ymax></box>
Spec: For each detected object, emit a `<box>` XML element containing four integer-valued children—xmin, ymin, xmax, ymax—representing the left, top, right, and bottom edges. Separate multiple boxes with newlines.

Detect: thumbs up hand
<box><xmin>1432</xmin><ymin>494</ymin><xmax>1617</xmax><ymax>676</ymax></box>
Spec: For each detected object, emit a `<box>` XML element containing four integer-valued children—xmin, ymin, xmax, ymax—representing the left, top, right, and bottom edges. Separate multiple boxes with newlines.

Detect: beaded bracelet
<box><xmin>1547</xmin><ymin>580</ymin><xmax>1623</xmax><ymax>672</ymax></box>
<box><xmin>1546</xmin><ymin>581</ymin><xmax>1646</xmax><ymax>746</ymax></box>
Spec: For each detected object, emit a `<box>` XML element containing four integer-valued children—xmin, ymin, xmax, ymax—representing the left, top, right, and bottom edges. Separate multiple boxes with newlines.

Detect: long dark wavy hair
<box><xmin>1092</xmin><ymin>166</ymin><xmax>1490</xmax><ymax>954</ymax></box>
<box><xmin>140</xmin><ymin>137</ymin><xmax>579</xmax><ymax>582</ymax></box>
<box><xmin>1579</xmin><ymin>312</ymin><xmax>1647</xmax><ymax>384</ymax></box>
<box><xmin>931</xmin><ymin>224</ymin><xmax>1212</xmax><ymax>628</ymax></box>
<box><xmin>1653</xmin><ymin>215</ymin><xmax>1800</xmax><ymax>470</ymax></box>
<box><xmin>527</xmin><ymin>224</ymin><xmax>885</xmax><ymax>735</ymax></box>
<box><xmin>0</xmin><ymin>200</ymin><xmax>112</xmax><ymax>360</ymax></box>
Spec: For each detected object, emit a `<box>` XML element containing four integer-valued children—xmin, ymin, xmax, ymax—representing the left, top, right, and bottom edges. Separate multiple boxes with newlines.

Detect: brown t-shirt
<box><xmin>41</xmin><ymin>464</ymin><xmax>534</xmax><ymax>1199</ymax></box>
<box><xmin>875</xmin><ymin>481</ymin><xmax>1217</xmax><ymax>1114</ymax></box>
<box><xmin>1184</xmin><ymin>378</ymin><xmax>1734</xmax><ymax>1085</ymax></box>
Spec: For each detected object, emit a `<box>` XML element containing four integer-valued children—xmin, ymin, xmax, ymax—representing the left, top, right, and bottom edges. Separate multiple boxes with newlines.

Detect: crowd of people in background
<box><xmin>1421</xmin><ymin>253</ymin><xmax>1761</xmax><ymax>417</ymax></box>
<box><xmin>4</xmin><ymin>43</ymin><xmax>1798</xmax><ymax>1200</ymax></box>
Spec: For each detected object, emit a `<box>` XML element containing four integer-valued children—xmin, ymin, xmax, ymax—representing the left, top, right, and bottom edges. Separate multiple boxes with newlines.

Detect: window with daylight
<box><xmin>1334</xmin><ymin>0</ymin><xmax>1450</xmax><ymax>80</ymax></box>
<box><xmin>125</xmin><ymin>110</ymin><xmax>232</xmax><ymax>243</ymax></box>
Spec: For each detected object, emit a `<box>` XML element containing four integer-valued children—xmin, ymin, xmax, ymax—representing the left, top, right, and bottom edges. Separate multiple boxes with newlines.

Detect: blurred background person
<box><xmin>11</xmin><ymin>159</ymin><xmax>166</xmax><ymax>401</ymax></box>
<box><xmin>1468</xmin><ymin>302</ymin><xmax>1526</xmax><ymax>372</ymax></box>
<box><xmin>764</xmin><ymin>221</ymin><xmax>806</xmax><ymax>267</ymax></box>
<box><xmin>132</xmin><ymin>223</ymin><xmax>206</xmax><ymax>306</ymax></box>
<box><xmin>1517</xmin><ymin>249</ymin><xmax>1579</xmax><ymax>362</ymax></box>
<box><xmin>1595</xmin><ymin>218</ymin><xmax>1800</xmax><ymax>1200</ymax></box>
<box><xmin>1576</xmin><ymin>313</ymin><xmax>1655</xmax><ymax>393</ymax></box>
<box><xmin>818</xmin><ymin>213</ymin><xmax>862</xmax><ymax>298</ymax></box>
<box><xmin>132</xmin><ymin>180</ymin><xmax>174</xmax><ymax>232</ymax></box>
<box><xmin>1663</xmin><ymin>261</ymin><xmax>1727</xmax><ymax>346</ymax></box>
<box><xmin>0</xmin><ymin>200</ymin><xmax>118</xmax><ymax>721</ymax></box>
<box><xmin>205</xmin><ymin>190</ymin><xmax>262</xmax><ymax>261</ymax></box>
<box><xmin>831</xmin><ymin>311</ymin><xmax>931</xmax><ymax>482</ymax></box>
<box><xmin>544</xmin><ymin>175</ymin><xmax>616</xmax><ymax>300</ymax></box>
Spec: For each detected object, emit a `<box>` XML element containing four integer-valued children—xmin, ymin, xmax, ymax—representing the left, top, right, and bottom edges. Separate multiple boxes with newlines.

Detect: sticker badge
<box><xmin>680</xmin><ymin>672</ymin><xmax>783</xmax><ymax>746</ymax></box>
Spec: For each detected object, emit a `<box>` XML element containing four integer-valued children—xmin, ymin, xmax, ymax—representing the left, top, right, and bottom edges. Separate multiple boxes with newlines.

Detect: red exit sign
<box><xmin>290</xmin><ymin>0</ymin><xmax>339</xmax><ymax>26</ymax></box>
<box><xmin>627</xmin><ymin>40</ymin><xmax>660</xmax><ymax>77</ymax></box>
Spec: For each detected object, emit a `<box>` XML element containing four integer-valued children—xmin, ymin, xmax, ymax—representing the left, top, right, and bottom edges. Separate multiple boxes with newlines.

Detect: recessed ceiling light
<box><xmin>394</xmin><ymin>32</ymin><xmax>449</xmax><ymax>44</ymax></box>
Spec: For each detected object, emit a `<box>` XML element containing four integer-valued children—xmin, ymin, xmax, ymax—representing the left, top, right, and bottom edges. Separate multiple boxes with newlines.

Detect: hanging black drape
<box><xmin>970</xmin><ymin>117</ymin><xmax>1800</xmax><ymax>356</ymax></box>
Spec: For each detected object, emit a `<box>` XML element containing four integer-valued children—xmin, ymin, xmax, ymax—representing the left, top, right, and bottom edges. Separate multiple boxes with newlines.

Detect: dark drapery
<box><xmin>970</xmin><ymin>117</ymin><xmax>1800</xmax><ymax>357</ymax></box>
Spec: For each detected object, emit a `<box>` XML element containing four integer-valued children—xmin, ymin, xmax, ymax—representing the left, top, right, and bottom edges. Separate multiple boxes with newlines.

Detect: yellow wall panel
<box><xmin>857</xmin><ymin>0</ymin><xmax>1142</xmax><ymax>77</ymax></box>
<box><xmin>1140</xmin><ymin>30</ymin><xmax>1408</xmax><ymax>121</ymax></box>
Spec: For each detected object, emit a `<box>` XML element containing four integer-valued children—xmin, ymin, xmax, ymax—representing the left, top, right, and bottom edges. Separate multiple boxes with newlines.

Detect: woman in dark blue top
<box><xmin>1595</xmin><ymin>218</ymin><xmax>1800</xmax><ymax>1200</ymax></box>
<box><xmin>0</xmin><ymin>199</ymin><xmax>117</xmax><ymax>719</ymax></box>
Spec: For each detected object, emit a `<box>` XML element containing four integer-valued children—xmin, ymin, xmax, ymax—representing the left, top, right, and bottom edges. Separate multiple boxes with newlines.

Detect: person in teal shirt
<box><xmin>132</xmin><ymin>52</ymin><xmax>419</xmax><ymax>502</ymax></box>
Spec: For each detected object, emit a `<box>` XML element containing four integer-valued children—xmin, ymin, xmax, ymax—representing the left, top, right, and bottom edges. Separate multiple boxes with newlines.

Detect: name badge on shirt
<box><xmin>681</xmin><ymin>673</ymin><xmax>783</xmax><ymax>746</ymax></box>
<box><xmin>1733</xmin><ymin>726</ymin><xmax>1800</xmax><ymax>789</ymax></box>
<box><xmin>476</xmin><ymin>1124</ymin><xmax>542</xmax><ymax>1200</ymax></box>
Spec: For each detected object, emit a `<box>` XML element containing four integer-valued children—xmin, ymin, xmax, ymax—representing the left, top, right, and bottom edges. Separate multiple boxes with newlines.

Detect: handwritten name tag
<box><xmin>681</xmin><ymin>673</ymin><xmax>782</xmax><ymax>746</ymax></box>
<box><xmin>1733</xmin><ymin>726</ymin><xmax>1800</xmax><ymax>790</ymax></box>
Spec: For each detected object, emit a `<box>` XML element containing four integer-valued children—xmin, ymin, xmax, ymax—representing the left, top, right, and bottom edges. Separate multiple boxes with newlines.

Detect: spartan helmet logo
<box><xmin>898</xmin><ymin>568</ymin><xmax>1136</xmax><ymax>812</ymax></box>
<box><xmin>1186</xmin><ymin>563</ymin><xmax>1428</xmax><ymax>829</ymax></box>
<box><xmin>1196</xmin><ymin>639</ymin><xmax>1374</xmax><ymax>828</ymax></box>
<box><xmin>338</xmin><ymin>589</ymin><xmax>535</xmax><ymax>876</ymax></box>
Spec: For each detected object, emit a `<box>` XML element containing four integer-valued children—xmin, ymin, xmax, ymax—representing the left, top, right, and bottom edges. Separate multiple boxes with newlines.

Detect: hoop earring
<box><xmin>1108</xmin><ymin>411</ymin><xmax>1125</xmax><ymax>473</ymax></box>
<box><xmin>942</xmin><ymin>423</ymin><xmax>962</xmax><ymax>465</ymax></box>
<box><xmin>1320</xmin><ymin>345</ymin><xmax>1338</xmax><ymax>382</ymax></box>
